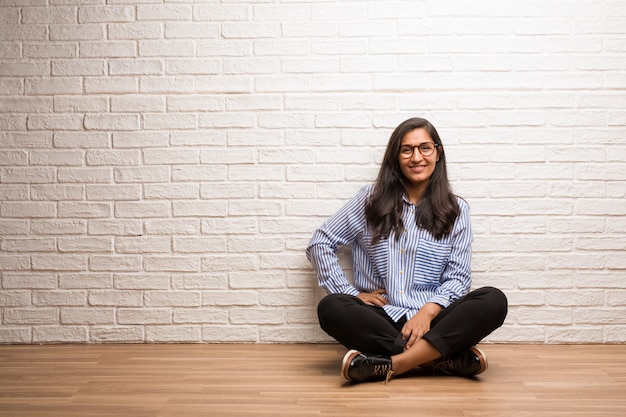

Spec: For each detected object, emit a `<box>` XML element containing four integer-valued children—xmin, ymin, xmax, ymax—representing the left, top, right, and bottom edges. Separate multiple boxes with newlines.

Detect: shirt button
<box><xmin>399</xmin><ymin>270</ymin><xmax>404</xmax><ymax>275</ymax></box>
<box><xmin>400</xmin><ymin>290</ymin><xmax>404</xmax><ymax>295</ymax></box>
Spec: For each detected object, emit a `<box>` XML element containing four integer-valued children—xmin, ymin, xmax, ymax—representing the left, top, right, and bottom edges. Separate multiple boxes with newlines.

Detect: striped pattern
<box><xmin>306</xmin><ymin>185</ymin><xmax>473</xmax><ymax>322</ymax></box>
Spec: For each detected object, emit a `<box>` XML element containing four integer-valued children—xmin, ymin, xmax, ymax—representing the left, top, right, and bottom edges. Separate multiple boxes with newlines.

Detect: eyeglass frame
<box><xmin>399</xmin><ymin>142</ymin><xmax>441</xmax><ymax>158</ymax></box>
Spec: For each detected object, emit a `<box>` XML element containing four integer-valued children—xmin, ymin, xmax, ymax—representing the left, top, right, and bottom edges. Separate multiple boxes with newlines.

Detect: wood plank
<box><xmin>0</xmin><ymin>344</ymin><xmax>625</xmax><ymax>417</ymax></box>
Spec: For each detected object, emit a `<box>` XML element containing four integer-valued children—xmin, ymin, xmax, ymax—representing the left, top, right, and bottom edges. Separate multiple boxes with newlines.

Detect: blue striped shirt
<box><xmin>306</xmin><ymin>184</ymin><xmax>473</xmax><ymax>322</ymax></box>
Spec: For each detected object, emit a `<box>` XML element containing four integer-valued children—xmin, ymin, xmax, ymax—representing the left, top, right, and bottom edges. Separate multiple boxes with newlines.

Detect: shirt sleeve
<box><xmin>427</xmin><ymin>198</ymin><xmax>473</xmax><ymax>308</ymax></box>
<box><xmin>305</xmin><ymin>186</ymin><xmax>371</xmax><ymax>296</ymax></box>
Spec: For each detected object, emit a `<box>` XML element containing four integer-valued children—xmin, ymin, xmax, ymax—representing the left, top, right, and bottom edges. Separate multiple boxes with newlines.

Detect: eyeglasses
<box><xmin>399</xmin><ymin>142</ymin><xmax>440</xmax><ymax>158</ymax></box>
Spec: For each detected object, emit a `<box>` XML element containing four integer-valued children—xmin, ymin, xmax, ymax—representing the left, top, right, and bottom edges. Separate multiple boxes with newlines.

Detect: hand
<box><xmin>401</xmin><ymin>303</ymin><xmax>442</xmax><ymax>350</ymax></box>
<box><xmin>357</xmin><ymin>289</ymin><xmax>388</xmax><ymax>307</ymax></box>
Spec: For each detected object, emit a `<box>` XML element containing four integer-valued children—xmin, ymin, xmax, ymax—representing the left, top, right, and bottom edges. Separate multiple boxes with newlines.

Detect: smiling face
<box><xmin>398</xmin><ymin>128</ymin><xmax>440</xmax><ymax>203</ymax></box>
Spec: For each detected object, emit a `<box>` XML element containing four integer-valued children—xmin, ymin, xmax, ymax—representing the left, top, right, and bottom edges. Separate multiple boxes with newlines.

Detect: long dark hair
<box><xmin>365</xmin><ymin>117</ymin><xmax>460</xmax><ymax>242</ymax></box>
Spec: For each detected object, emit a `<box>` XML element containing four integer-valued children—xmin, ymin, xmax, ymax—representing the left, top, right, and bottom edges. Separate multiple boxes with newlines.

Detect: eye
<box><xmin>400</xmin><ymin>146</ymin><xmax>413</xmax><ymax>154</ymax></box>
<box><xmin>419</xmin><ymin>143</ymin><xmax>433</xmax><ymax>152</ymax></box>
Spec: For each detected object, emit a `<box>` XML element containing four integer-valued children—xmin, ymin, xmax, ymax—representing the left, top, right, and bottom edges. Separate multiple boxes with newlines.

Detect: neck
<box><xmin>406</xmin><ymin>185</ymin><xmax>426</xmax><ymax>205</ymax></box>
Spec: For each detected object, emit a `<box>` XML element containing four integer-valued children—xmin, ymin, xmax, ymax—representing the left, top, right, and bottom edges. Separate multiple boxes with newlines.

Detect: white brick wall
<box><xmin>1</xmin><ymin>0</ymin><xmax>625</xmax><ymax>345</ymax></box>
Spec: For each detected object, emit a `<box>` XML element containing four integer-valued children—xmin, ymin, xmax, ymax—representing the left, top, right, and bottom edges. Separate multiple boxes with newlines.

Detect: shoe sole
<box><xmin>341</xmin><ymin>349</ymin><xmax>361</xmax><ymax>381</ymax></box>
<box><xmin>470</xmin><ymin>346</ymin><xmax>488</xmax><ymax>375</ymax></box>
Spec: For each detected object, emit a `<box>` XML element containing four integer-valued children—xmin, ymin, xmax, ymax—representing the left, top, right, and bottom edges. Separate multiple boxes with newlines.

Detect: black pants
<box><xmin>317</xmin><ymin>286</ymin><xmax>508</xmax><ymax>359</ymax></box>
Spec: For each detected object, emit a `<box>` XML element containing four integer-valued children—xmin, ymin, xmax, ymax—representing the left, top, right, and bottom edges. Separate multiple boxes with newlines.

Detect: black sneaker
<box><xmin>341</xmin><ymin>350</ymin><xmax>394</xmax><ymax>383</ymax></box>
<box><xmin>432</xmin><ymin>346</ymin><xmax>488</xmax><ymax>377</ymax></box>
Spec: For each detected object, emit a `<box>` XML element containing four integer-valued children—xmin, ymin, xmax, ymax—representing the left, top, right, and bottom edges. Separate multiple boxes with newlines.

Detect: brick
<box><xmin>34</xmin><ymin>291</ymin><xmax>87</xmax><ymax>307</ymax></box>
<box><xmin>228</xmin><ymin>200</ymin><xmax>282</xmax><ymax>216</ymax></box>
<box><xmin>0</xmin><ymin>328</ymin><xmax>31</xmax><ymax>344</ymax></box>
<box><xmin>201</xmin><ymin>255</ymin><xmax>258</xmax><ymax>273</ymax></box>
<box><xmin>144</xmin><ymin>256</ymin><xmax>201</xmax><ymax>272</ymax></box>
<box><xmin>0</xmin><ymin>219</ymin><xmax>29</xmax><ymax>236</ymax></box>
<box><xmin>201</xmin><ymin>325</ymin><xmax>257</xmax><ymax>343</ymax></box>
<box><xmin>139</xmin><ymin>40</ymin><xmax>194</xmax><ymax>57</ymax></box>
<box><xmin>30</xmin><ymin>185</ymin><xmax>83</xmax><ymax>201</ymax></box>
<box><xmin>50</xmin><ymin>24</ymin><xmax>104</xmax><ymax>41</ymax></box>
<box><xmin>143</xmin><ymin>113</ymin><xmax>197</xmax><ymax>130</ymax></box>
<box><xmin>201</xmin><ymin>218</ymin><xmax>257</xmax><ymax>235</ymax></box>
<box><xmin>172</xmin><ymin>201</ymin><xmax>227</xmax><ymax>217</ymax></box>
<box><xmin>200</xmin><ymin>148</ymin><xmax>254</xmax><ymax>165</ymax></box>
<box><xmin>111</xmin><ymin>94</ymin><xmax>165</xmax><ymax>113</ymax></box>
<box><xmin>4</xmin><ymin>308</ymin><xmax>58</xmax><ymax>324</ymax></box>
<box><xmin>222</xmin><ymin>22</ymin><xmax>279</xmax><ymax>39</ymax></box>
<box><xmin>90</xmin><ymin>327</ymin><xmax>143</xmax><ymax>343</ymax></box>
<box><xmin>58</xmin><ymin>237</ymin><xmax>112</xmax><ymax>253</ymax></box>
<box><xmin>115</xmin><ymin>167</ymin><xmax>170</xmax><ymax>183</ymax></box>
<box><xmin>78</xmin><ymin>6</ymin><xmax>134</xmax><ymax>23</ymax></box>
<box><xmin>140</xmin><ymin>76</ymin><xmax>195</xmax><ymax>93</ymax></box>
<box><xmin>59</xmin><ymin>273</ymin><xmax>112</xmax><ymax>290</ymax></box>
<box><xmin>115</xmin><ymin>201</ymin><xmax>170</xmax><ymax>218</ymax></box>
<box><xmin>1</xmin><ymin>238</ymin><xmax>55</xmax><ymax>252</ymax></box>
<box><xmin>88</xmin><ymin>220</ymin><xmax>141</xmax><ymax>236</ymax></box>
<box><xmin>173</xmin><ymin>237</ymin><xmax>227</xmax><ymax>253</ymax></box>
<box><xmin>199</xmin><ymin>113</ymin><xmax>255</xmax><ymax>128</ymax></box>
<box><xmin>88</xmin><ymin>290</ymin><xmax>142</xmax><ymax>306</ymax></box>
<box><xmin>229</xmin><ymin>272</ymin><xmax>286</xmax><ymax>289</ymax></box>
<box><xmin>58</xmin><ymin>202</ymin><xmax>112</xmax><ymax>219</ymax></box>
<box><xmin>223</xmin><ymin>57</ymin><xmax>281</xmax><ymax>74</ymax></box>
<box><xmin>173</xmin><ymin>308</ymin><xmax>227</xmax><ymax>324</ymax></box>
<box><xmin>54</xmin><ymin>96</ymin><xmax>108</xmax><ymax>112</ymax></box>
<box><xmin>0</xmin><ymin>97</ymin><xmax>52</xmax><ymax>113</ymax></box>
<box><xmin>84</xmin><ymin>76</ymin><xmax>138</xmax><ymax>94</ymax></box>
<box><xmin>30</xmin><ymin>219</ymin><xmax>86</xmax><ymax>235</ymax></box>
<box><xmin>172</xmin><ymin>274</ymin><xmax>226</xmax><ymax>290</ymax></box>
<box><xmin>84</xmin><ymin>114</ymin><xmax>139</xmax><ymax>131</ymax></box>
<box><xmin>144</xmin><ymin>219</ymin><xmax>199</xmax><ymax>236</ymax></box>
<box><xmin>114</xmin><ymin>274</ymin><xmax>170</xmax><ymax>290</ymax></box>
<box><xmin>109</xmin><ymin>59</ymin><xmax>163</xmax><ymax>76</ymax></box>
<box><xmin>261</xmin><ymin>326</ymin><xmax>328</xmax><ymax>343</ymax></box>
<box><xmin>115</xmin><ymin>236</ymin><xmax>170</xmax><ymax>254</ymax></box>
<box><xmin>136</xmin><ymin>5</ymin><xmax>192</xmax><ymax>21</ymax></box>
<box><xmin>145</xmin><ymin>291</ymin><xmax>201</xmax><ymax>307</ymax></box>
<box><xmin>118</xmin><ymin>309</ymin><xmax>171</xmax><ymax>325</ymax></box>
<box><xmin>3</xmin><ymin>273</ymin><xmax>57</xmax><ymax>289</ymax></box>
<box><xmin>230</xmin><ymin>307</ymin><xmax>283</xmax><ymax>325</ymax></box>
<box><xmin>108</xmin><ymin>23</ymin><xmax>163</xmax><ymax>40</ymax></box>
<box><xmin>27</xmin><ymin>114</ymin><xmax>83</xmax><ymax>130</ymax></box>
<box><xmin>113</xmin><ymin>132</ymin><xmax>169</xmax><ymax>148</ymax></box>
<box><xmin>89</xmin><ymin>255</ymin><xmax>142</xmax><ymax>272</ymax></box>
<box><xmin>86</xmin><ymin>150</ymin><xmax>141</xmax><ymax>166</ymax></box>
<box><xmin>54</xmin><ymin>132</ymin><xmax>109</xmax><ymax>148</ymax></box>
<box><xmin>2</xmin><ymin>201</ymin><xmax>56</xmax><ymax>218</ymax></box>
<box><xmin>0</xmin><ymin>25</ymin><xmax>47</xmax><ymax>40</ymax></box>
<box><xmin>545</xmin><ymin>327</ymin><xmax>604</xmax><ymax>344</ymax></box>
<box><xmin>194</xmin><ymin>4</ymin><xmax>249</xmax><ymax>21</ymax></box>
<box><xmin>33</xmin><ymin>326</ymin><xmax>87</xmax><ymax>343</ymax></box>
<box><xmin>86</xmin><ymin>185</ymin><xmax>141</xmax><ymax>201</ymax></box>
<box><xmin>167</xmin><ymin>96</ymin><xmax>223</xmax><ymax>112</ymax></box>
<box><xmin>165</xmin><ymin>22</ymin><xmax>219</xmax><ymax>39</ymax></box>
<box><xmin>144</xmin><ymin>183</ymin><xmax>199</xmax><ymax>200</ymax></box>
<box><xmin>146</xmin><ymin>326</ymin><xmax>200</xmax><ymax>343</ymax></box>
<box><xmin>197</xmin><ymin>40</ymin><xmax>252</xmax><ymax>57</ymax></box>
<box><xmin>172</xmin><ymin>166</ymin><xmax>226</xmax><ymax>182</ymax></box>
<box><xmin>57</xmin><ymin>168</ymin><xmax>112</xmax><ymax>184</ymax></box>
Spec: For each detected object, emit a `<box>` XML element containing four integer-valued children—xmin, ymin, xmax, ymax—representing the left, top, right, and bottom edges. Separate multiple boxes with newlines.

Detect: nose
<box><xmin>409</xmin><ymin>147</ymin><xmax>423</xmax><ymax>161</ymax></box>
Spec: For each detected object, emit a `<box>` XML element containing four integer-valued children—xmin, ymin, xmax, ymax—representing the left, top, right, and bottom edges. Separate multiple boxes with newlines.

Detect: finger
<box><xmin>375</xmin><ymin>295</ymin><xmax>389</xmax><ymax>305</ymax></box>
<box><xmin>372</xmin><ymin>297</ymin><xmax>387</xmax><ymax>307</ymax></box>
<box><xmin>401</xmin><ymin>324</ymin><xmax>411</xmax><ymax>340</ymax></box>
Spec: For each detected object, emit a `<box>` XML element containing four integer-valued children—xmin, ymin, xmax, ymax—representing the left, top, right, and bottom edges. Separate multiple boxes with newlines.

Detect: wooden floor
<box><xmin>0</xmin><ymin>344</ymin><xmax>625</xmax><ymax>417</ymax></box>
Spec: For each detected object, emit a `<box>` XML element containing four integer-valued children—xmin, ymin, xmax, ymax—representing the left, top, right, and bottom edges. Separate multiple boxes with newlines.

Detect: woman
<box><xmin>306</xmin><ymin>117</ymin><xmax>507</xmax><ymax>383</ymax></box>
